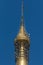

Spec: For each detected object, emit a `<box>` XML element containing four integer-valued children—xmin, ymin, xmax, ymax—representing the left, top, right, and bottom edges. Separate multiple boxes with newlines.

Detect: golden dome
<box><xmin>15</xmin><ymin>22</ymin><xmax>30</xmax><ymax>42</ymax></box>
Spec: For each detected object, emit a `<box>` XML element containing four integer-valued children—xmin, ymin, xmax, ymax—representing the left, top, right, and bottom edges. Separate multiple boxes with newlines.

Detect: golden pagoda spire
<box><xmin>15</xmin><ymin>0</ymin><xmax>30</xmax><ymax>43</ymax></box>
<box><xmin>14</xmin><ymin>1</ymin><xmax>30</xmax><ymax>65</ymax></box>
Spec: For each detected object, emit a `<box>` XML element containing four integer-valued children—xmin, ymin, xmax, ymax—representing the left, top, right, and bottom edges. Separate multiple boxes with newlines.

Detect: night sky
<box><xmin>0</xmin><ymin>0</ymin><xmax>43</xmax><ymax>65</ymax></box>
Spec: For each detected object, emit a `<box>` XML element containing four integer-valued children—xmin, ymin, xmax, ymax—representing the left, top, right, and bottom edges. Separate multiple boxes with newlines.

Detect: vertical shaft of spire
<box><xmin>21</xmin><ymin>0</ymin><xmax>24</xmax><ymax>26</ymax></box>
<box><xmin>22</xmin><ymin>0</ymin><xmax>24</xmax><ymax>17</ymax></box>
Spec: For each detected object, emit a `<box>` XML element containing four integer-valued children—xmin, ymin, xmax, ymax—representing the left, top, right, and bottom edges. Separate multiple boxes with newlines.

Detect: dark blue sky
<box><xmin>0</xmin><ymin>0</ymin><xmax>43</xmax><ymax>65</ymax></box>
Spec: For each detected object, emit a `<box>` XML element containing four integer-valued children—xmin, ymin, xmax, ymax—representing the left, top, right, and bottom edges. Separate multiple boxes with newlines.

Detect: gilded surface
<box><xmin>16</xmin><ymin>57</ymin><xmax>28</xmax><ymax>65</ymax></box>
<box><xmin>16</xmin><ymin>44</ymin><xmax>28</xmax><ymax>65</ymax></box>
<box><xmin>15</xmin><ymin>23</ymin><xmax>30</xmax><ymax>42</ymax></box>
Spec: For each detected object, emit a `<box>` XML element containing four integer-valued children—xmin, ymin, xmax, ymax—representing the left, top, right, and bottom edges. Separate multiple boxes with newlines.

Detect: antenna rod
<box><xmin>21</xmin><ymin>0</ymin><xmax>24</xmax><ymax>26</ymax></box>
<box><xmin>22</xmin><ymin>0</ymin><xmax>24</xmax><ymax>17</ymax></box>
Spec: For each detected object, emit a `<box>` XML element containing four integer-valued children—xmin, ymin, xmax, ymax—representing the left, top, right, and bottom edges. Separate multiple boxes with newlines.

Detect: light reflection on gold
<box><xmin>16</xmin><ymin>57</ymin><xmax>27</xmax><ymax>65</ymax></box>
